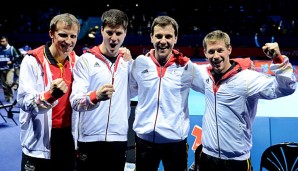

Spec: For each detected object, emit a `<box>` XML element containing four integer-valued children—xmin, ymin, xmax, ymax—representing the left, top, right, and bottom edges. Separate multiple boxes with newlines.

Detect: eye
<box><xmin>106</xmin><ymin>31</ymin><xmax>113</xmax><ymax>36</ymax></box>
<box><xmin>116</xmin><ymin>31</ymin><xmax>123</xmax><ymax>36</ymax></box>
<box><xmin>58</xmin><ymin>33</ymin><xmax>68</xmax><ymax>38</ymax></box>
<box><xmin>165</xmin><ymin>34</ymin><xmax>173</xmax><ymax>39</ymax></box>
<box><xmin>217</xmin><ymin>49</ymin><xmax>224</xmax><ymax>53</ymax></box>
<box><xmin>208</xmin><ymin>50</ymin><xmax>215</xmax><ymax>54</ymax></box>
<box><xmin>155</xmin><ymin>34</ymin><xmax>163</xmax><ymax>39</ymax></box>
<box><xmin>70</xmin><ymin>35</ymin><xmax>77</xmax><ymax>39</ymax></box>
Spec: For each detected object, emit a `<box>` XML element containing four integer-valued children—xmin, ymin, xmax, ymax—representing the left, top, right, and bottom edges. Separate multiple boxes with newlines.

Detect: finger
<box><xmin>55</xmin><ymin>81</ymin><xmax>65</xmax><ymax>89</ymax></box>
<box><xmin>102</xmin><ymin>84</ymin><xmax>115</xmax><ymax>92</ymax></box>
<box><xmin>102</xmin><ymin>88</ymin><xmax>115</xmax><ymax>95</ymax></box>
<box><xmin>54</xmin><ymin>81</ymin><xmax>68</xmax><ymax>93</ymax></box>
<box><xmin>105</xmin><ymin>90</ymin><xmax>114</xmax><ymax>95</ymax></box>
<box><xmin>102</xmin><ymin>84</ymin><xmax>113</xmax><ymax>88</ymax></box>
<box><xmin>53</xmin><ymin>78</ymin><xmax>64</xmax><ymax>84</ymax></box>
<box><xmin>263</xmin><ymin>48</ymin><xmax>274</xmax><ymax>55</ymax></box>
<box><xmin>60</xmin><ymin>86</ymin><xmax>68</xmax><ymax>93</ymax></box>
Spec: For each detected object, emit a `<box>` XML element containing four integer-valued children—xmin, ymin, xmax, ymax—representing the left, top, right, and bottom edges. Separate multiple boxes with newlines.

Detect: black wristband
<box><xmin>51</xmin><ymin>87</ymin><xmax>65</xmax><ymax>99</ymax></box>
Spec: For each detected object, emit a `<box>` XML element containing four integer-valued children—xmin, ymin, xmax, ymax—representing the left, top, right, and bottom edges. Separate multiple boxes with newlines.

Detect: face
<box><xmin>49</xmin><ymin>21</ymin><xmax>79</xmax><ymax>57</ymax></box>
<box><xmin>101</xmin><ymin>25</ymin><xmax>126</xmax><ymax>57</ymax></box>
<box><xmin>204</xmin><ymin>40</ymin><xmax>232</xmax><ymax>74</ymax></box>
<box><xmin>0</xmin><ymin>38</ymin><xmax>8</xmax><ymax>48</ymax></box>
<box><xmin>150</xmin><ymin>25</ymin><xmax>177</xmax><ymax>60</ymax></box>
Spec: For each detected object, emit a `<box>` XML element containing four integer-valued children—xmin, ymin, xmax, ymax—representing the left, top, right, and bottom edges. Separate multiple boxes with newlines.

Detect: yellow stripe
<box><xmin>81</xmin><ymin>56</ymin><xmax>89</xmax><ymax>73</ymax></box>
<box><xmin>246</xmin><ymin>158</ymin><xmax>251</xmax><ymax>171</ymax></box>
<box><xmin>57</xmin><ymin>62</ymin><xmax>63</xmax><ymax>77</ymax></box>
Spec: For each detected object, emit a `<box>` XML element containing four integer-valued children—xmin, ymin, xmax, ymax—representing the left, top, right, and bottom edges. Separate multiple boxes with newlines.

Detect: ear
<box><xmin>174</xmin><ymin>36</ymin><xmax>178</xmax><ymax>44</ymax></box>
<box><xmin>150</xmin><ymin>33</ymin><xmax>154</xmax><ymax>44</ymax></box>
<box><xmin>101</xmin><ymin>26</ymin><xmax>104</xmax><ymax>34</ymax></box>
<box><xmin>203</xmin><ymin>49</ymin><xmax>207</xmax><ymax>57</ymax></box>
<box><xmin>49</xmin><ymin>30</ymin><xmax>54</xmax><ymax>39</ymax></box>
<box><xmin>228</xmin><ymin>45</ymin><xmax>232</xmax><ymax>55</ymax></box>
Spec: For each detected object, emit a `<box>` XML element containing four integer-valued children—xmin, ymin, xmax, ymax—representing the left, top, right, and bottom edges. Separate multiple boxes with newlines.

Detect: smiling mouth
<box><xmin>212</xmin><ymin>60</ymin><xmax>222</xmax><ymax>65</ymax></box>
<box><xmin>211</xmin><ymin>60</ymin><xmax>223</xmax><ymax>69</ymax></box>
<box><xmin>158</xmin><ymin>46</ymin><xmax>168</xmax><ymax>52</ymax></box>
<box><xmin>62</xmin><ymin>45</ymin><xmax>72</xmax><ymax>51</ymax></box>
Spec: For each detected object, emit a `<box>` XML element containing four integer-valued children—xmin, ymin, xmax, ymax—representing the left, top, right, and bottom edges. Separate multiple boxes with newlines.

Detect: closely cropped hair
<box><xmin>101</xmin><ymin>9</ymin><xmax>129</xmax><ymax>31</ymax></box>
<box><xmin>0</xmin><ymin>36</ymin><xmax>8</xmax><ymax>41</ymax></box>
<box><xmin>151</xmin><ymin>16</ymin><xmax>179</xmax><ymax>37</ymax></box>
<box><xmin>49</xmin><ymin>13</ymin><xmax>81</xmax><ymax>33</ymax></box>
<box><xmin>203</xmin><ymin>30</ymin><xmax>231</xmax><ymax>49</ymax></box>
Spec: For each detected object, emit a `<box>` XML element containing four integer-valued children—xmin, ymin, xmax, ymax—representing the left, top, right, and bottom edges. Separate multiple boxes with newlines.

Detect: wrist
<box><xmin>272</xmin><ymin>54</ymin><xmax>283</xmax><ymax>64</ymax></box>
<box><xmin>44</xmin><ymin>91</ymin><xmax>56</xmax><ymax>103</ymax></box>
<box><xmin>90</xmin><ymin>91</ymin><xmax>99</xmax><ymax>103</ymax></box>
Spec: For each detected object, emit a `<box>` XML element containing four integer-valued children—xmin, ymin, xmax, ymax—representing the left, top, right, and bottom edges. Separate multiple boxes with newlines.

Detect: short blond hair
<box><xmin>203</xmin><ymin>30</ymin><xmax>231</xmax><ymax>50</ymax></box>
<box><xmin>49</xmin><ymin>13</ymin><xmax>80</xmax><ymax>33</ymax></box>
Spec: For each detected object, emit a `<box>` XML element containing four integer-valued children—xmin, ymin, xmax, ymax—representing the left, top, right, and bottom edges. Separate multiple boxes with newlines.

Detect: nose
<box><xmin>111</xmin><ymin>33</ymin><xmax>117</xmax><ymax>41</ymax></box>
<box><xmin>65</xmin><ymin>36</ymin><xmax>74</xmax><ymax>44</ymax></box>
<box><xmin>160</xmin><ymin>36</ymin><xmax>167</xmax><ymax>44</ymax></box>
<box><xmin>213</xmin><ymin>51</ymin><xmax>220</xmax><ymax>58</ymax></box>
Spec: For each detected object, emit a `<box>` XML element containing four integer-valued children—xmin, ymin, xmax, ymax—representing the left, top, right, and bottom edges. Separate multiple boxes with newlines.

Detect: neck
<box><xmin>222</xmin><ymin>62</ymin><xmax>232</xmax><ymax>74</ymax></box>
<box><xmin>49</xmin><ymin>45</ymin><xmax>66</xmax><ymax>64</ymax></box>
<box><xmin>156</xmin><ymin>54</ymin><xmax>171</xmax><ymax>66</ymax></box>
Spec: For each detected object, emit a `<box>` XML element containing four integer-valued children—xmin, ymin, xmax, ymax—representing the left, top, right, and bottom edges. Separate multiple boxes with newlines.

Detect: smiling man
<box><xmin>17</xmin><ymin>13</ymin><xmax>81</xmax><ymax>171</ymax></box>
<box><xmin>196</xmin><ymin>30</ymin><xmax>296</xmax><ymax>171</ymax></box>
<box><xmin>129</xmin><ymin>15</ymin><xmax>203</xmax><ymax>171</ymax></box>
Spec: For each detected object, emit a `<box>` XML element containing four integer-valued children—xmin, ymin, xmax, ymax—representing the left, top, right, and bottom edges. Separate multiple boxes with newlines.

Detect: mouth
<box><xmin>211</xmin><ymin>59</ymin><xmax>223</xmax><ymax>68</ymax></box>
<box><xmin>110</xmin><ymin>43</ymin><xmax>117</xmax><ymax>48</ymax></box>
<box><xmin>61</xmin><ymin>44</ymin><xmax>73</xmax><ymax>52</ymax></box>
<box><xmin>158</xmin><ymin>46</ymin><xmax>168</xmax><ymax>52</ymax></box>
<box><xmin>109</xmin><ymin>43</ymin><xmax>117</xmax><ymax>52</ymax></box>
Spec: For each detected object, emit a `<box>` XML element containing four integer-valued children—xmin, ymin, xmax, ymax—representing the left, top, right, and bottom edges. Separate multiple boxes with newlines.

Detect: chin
<box><xmin>213</xmin><ymin>67</ymin><xmax>223</xmax><ymax>74</ymax></box>
<box><xmin>63</xmin><ymin>51</ymin><xmax>71</xmax><ymax>56</ymax></box>
<box><xmin>213</xmin><ymin>69</ymin><xmax>220</xmax><ymax>74</ymax></box>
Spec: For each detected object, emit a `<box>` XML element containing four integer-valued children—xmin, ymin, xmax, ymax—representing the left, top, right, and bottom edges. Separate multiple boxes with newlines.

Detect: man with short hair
<box><xmin>0</xmin><ymin>36</ymin><xmax>20</xmax><ymax>103</ymax></box>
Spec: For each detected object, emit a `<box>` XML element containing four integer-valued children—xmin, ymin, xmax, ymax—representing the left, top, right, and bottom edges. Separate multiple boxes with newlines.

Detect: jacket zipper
<box><xmin>105</xmin><ymin>64</ymin><xmax>114</xmax><ymax>141</ymax></box>
<box><xmin>153</xmin><ymin>66</ymin><xmax>163</xmax><ymax>142</ymax></box>
<box><xmin>213</xmin><ymin>81</ymin><xmax>221</xmax><ymax>158</ymax></box>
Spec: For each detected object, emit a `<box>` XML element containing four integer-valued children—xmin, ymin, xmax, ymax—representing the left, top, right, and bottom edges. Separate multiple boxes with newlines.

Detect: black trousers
<box><xmin>199</xmin><ymin>152</ymin><xmax>252</xmax><ymax>171</ymax></box>
<box><xmin>21</xmin><ymin>126</ymin><xmax>75</xmax><ymax>171</ymax></box>
<box><xmin>76</xmin><ymin>140</ymin><xmax>127</xmax><ymax>171</ymax></box>
<box><xmin>135</xmin><ymin>136</ymin><xmax>188</xmax><ymax>171</ymax></box>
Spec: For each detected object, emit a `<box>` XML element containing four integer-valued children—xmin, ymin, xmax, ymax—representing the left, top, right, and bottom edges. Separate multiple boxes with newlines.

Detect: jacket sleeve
<box><xmin>248</xmin><ymin>55</ymin><xmax>296</xmax><ymax>99</ymax></box>
<box><xmin>129</xmin><ymin>59</ymin><xmax>139</xmax><ymax>99</ymax></box>
<box><xmin>12</xmin><ymin>46</ymin><xmax>20</xmax><ymax>60</ymax></box>
<box><xmin>191</xmin><ymin>62</ymin><xmax>207</xmax><ymax>94</ymax></box>
<box><xmin>70</xmin><ymin>55</ymin><xmax>99</xmax><ymax>112</ymax></box>
<box><xmin>17</xmin><ymin>55</ymin><xmax>56</xmax><ymax>114</ymax></box>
